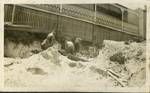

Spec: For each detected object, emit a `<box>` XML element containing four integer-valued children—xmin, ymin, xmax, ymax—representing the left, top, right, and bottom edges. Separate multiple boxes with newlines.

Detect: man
<box><xmin>74</xmin><ymin>37</ymin><xmax>82</xmax><ymax>52</ymax></box>
<box><xmin>41</xmin><ymin>31</ymin><xmax>56</xmax><ymax>50</ymax></box>
<box><xmin>64</xmin><ymin>40</ymin><xmax>75</xmax><ymax>55</ymax></box>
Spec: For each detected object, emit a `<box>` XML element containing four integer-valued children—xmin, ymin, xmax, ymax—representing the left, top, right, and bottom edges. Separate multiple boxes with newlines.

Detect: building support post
<box><xmin>58</xmin><ymin>4</ymin><xmax>63</xmax><ymax>38</ymax></box>
<box><xmin>120</xmin><ymin>9</ymin><xmax>124</xmax><ymax>41</ymax></box>
<box><xmin>138</xmin><ymin>12</ymin><xmax>140</xmax><ymax>41</ymax></box>
<box><xmin>121</xmin><ymin>9</ymin><xmax>124</xmax><ymax>32</ymax></box>
<box><xmin>92</xmin><ymin>4</ymin><xmax>97</xmax><ymax>44</ymax></box>
<box><xmin>11</xmin><ymin>4</ymin><xmax>16</xmax><ymax>24</ymax></box>
<box><xmin>94</xmin><ymin>4</ymin><xmax>96</xmax><ymax>20</ymax></box>
<box><xmin>60</xmin><ymin>4</ymin><xmax>62</xmax><ymax>13</ymax></box>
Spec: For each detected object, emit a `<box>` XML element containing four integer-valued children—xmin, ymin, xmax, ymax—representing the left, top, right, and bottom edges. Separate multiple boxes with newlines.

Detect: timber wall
<box><xmin>4</xmin><ymin>4</ymin><xmax>143</xmax><ymax>44</ymax></box>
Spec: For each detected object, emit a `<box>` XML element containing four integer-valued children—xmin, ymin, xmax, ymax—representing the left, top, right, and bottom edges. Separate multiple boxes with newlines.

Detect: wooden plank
<box><xmin>107</xmin><ymin>71</ymin><xmax>126</xmax><ymax>87</ymax></box>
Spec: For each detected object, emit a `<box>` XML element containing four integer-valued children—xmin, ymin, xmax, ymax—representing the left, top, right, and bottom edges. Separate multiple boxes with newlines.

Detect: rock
<box><xmin>58</xmin><ymin>49</ymin><xmax>68</xmax><ymax>56</ymax></box>
<box><xmin>26</xmin><ymin>67</ymin><xmax>47</xmax><ymax>75</ymax></box>
<box><xmin>68</xmin><ymin>62</ymin><xmax>77</xmax><ymax>67</ymax></box>
<box><xmin>110</xmin><ymin>52</ymin><xmax>126</xmax><ymax>64</ymax></box>
<box><xmin>41</xmin><ymin>51</ymin><xmax>52</xmax><ymax>60</ymax></box>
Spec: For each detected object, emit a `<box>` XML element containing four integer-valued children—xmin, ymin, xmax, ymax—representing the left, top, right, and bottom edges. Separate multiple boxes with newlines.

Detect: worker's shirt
<box><xmin>41</xmin><ymin>39</ymin><xmax>48</xmax><ymax>50</ymax></box>
<box><xmin>41</xmin><ymin>32</ymin><xmax>55</xmax><ymax>50</ymax></box>
<box><xmin>65</xmin><ymin>41</ymin><xmax>75</xmax><ymax>54</ymax></box>
<box><xmin>47</xmin><ymin>32</ymin><xmax>55</xmax><ymax>40</ymax></box>
<box><xmin>75</xmin><ymin>38</ymin><xmax>81</xmax><ymax>44</ymax></box>
<box><xmin>47</xmin><ymin>32</ymin><xmax>54</xmax><ymax>38</ymax></box>
<box><xmin>65</xmin><ymin>41</ymin><xmax>74</xmax><ymax>49</ymax></box>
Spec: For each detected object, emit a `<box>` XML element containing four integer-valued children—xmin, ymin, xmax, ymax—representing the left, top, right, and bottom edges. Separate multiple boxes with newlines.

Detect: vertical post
<box><xmin>11</xmin><ymin>4</ymin><xmax>16</xmax><ymax>24</ymax></box>
<box><xmin>137</xmin><ymin>9</ymin><xmax>141</xmax><ymax>41</ymax></box>
<box><xmin>93</xmin><ymin>4</ymin><xmax>96</xmax><ymax>44</ymax></box>
<box><xmin>60</xmin><ymin>4</ymin><xmax>62</xmax><ymax>13</ymax></box>
<box><xmin>144</xmin><ymin>5</ymin><xmax>147</xmax><ymax>40</ymax></box>
<box><xmin>121</xmin><ymin>9</ymin><xmax>124</xmax><ymax>32</ymax></box>
<box><xmin>94</xmin><ymin>4</ymin><xmax>96</xmax><ymax>21</ymax></box>
<box><xmin>138</xmin><ymin>12</ymin><xmax>140</xmax><ymax>41</ymax></box>
<box><xmin>119</xmin><ymin>8</ymin><xmax>124</xmax><ymax>41</ymax></box>
<box><xmin>58</xmin><ymin>4</ymin><xmax>63</xmax><ymax>38</ymax></box>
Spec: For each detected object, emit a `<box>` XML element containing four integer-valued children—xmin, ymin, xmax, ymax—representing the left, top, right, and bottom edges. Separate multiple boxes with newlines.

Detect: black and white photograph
<box><xmin>2</xmin><ymin>2</ymin><xmax>149</xmax><ymax>92</ymax></box>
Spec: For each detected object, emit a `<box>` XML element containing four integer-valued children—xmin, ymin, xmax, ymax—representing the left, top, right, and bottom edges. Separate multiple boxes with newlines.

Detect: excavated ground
<box><xmin>4</xmin><ymin>39</ymin><xmax>146</xmax><ymax>89</ymax></box>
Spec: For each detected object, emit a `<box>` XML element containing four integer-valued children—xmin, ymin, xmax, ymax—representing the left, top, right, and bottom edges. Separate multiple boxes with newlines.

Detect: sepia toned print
<box><xmin>4</xmin><ymin>4</ymin><xmax>147</xmax><ymax>90</ymax></box>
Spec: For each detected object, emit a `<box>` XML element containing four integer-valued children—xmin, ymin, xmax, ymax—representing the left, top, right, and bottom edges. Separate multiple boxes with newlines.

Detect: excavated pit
<box><xmin>4</xmin><ymin>31</ymin><xmax>146</xmax><ymax>89</ymax></box>
<box><xmin>4</xmin><ymin>31</ymin><xmax>46</xmax><ymax>58</ymax></box>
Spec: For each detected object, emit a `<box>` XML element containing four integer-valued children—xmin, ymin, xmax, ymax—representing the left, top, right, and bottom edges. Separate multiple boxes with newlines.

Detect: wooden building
<box><xmin>4</xmin><ymin>4</ymin><xmax>146</xmax><ymax>45</ymax></box>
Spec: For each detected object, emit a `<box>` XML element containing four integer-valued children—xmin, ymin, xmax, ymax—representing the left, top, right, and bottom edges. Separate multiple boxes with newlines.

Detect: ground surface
<box><xmin>4</xmin><ymin>40</ymin><xmax>146</xmax><ymax>90</ymax></box>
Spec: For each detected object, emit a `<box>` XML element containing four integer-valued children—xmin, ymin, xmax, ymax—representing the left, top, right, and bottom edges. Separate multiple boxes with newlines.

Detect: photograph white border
<box><xmin>0</xmin><ymin>0</ymin><xmax>150</xmax><ymax>92</ymax></box>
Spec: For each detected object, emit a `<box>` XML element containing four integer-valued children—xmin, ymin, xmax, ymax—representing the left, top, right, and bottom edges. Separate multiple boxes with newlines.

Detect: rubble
<box><xmin>110</xmin><ymin>52</ymin><xmax>126</xmax><ymax>64</ymax></box>
<box><xmin>101</xmin><ymin>40</ymin><xmax>146</xmax><ymax>87</ymax></box>
<box><xmin>4</xmin><ymin>39</ymin><xmax>42</xmax><ymax>58</ymax></box>
<box><xmin>4</xmin><ymin>40</ymin><xmax>146</xmax><ymax>88</ymax></box>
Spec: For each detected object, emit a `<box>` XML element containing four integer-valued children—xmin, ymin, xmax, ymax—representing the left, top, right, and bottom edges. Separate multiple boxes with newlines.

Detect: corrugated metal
<box><xmin>109</xmin><ymin>30</ymin><xmax>120</xmax><ymax>41</ymax></box>
<box><xmin>94</xmin><ymin>25</ymin><xmax>136</xmax><ymax>44</ymax></box>
<box><xmin>94</xmin><ymin>26</ymin><xmax>107</xmax><ymax>44</ymax></box>
<box><xmin>60</xmin><ymin>16</ymin><xmax>93</xmax><ymax>41</ymax></box>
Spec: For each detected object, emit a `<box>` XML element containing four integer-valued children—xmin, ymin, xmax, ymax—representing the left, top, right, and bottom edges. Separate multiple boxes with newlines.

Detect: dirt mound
<box><xmin>100</xmin><ymin>40</ymin><xmax>146</xmax><ymax>87</ymax></box>
<box><xmin>4</xmin><ymin>43</ymin><xmax>109</xmax><ymax>88</ymax></box>
<box><xmin>4</xmin><ymin>40</ymin><xmax>146</xmax><ymax>88</ymax></box>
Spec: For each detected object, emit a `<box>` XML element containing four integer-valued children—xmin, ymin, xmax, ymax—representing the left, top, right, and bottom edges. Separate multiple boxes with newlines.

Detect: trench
<box><xmin>4</xmin><ymin>30</ymin><xmax>47</xmax><ymax>58</ymax></box>
<box><xmin>4</xmin><ymin>30</ymin><xmax>100</xmax><ymax>59</ymax></box>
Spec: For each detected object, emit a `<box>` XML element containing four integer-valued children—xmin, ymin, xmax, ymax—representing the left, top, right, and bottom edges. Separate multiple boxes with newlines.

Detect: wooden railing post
<box><xmin>138</xmin><ymin>12</ymin><xmax>140</xmax><ymax>40</ymax></box>
<box><xmin>92</xmin><ymin>4</ymin><xmax>96</xmax><ymax>44</ymax></box>
<box><xmin>11</xmin><ymin>4</ymin><xmax>16</xmax><ymax>24</ymax></box>
<box><xmin>60</xmin><ymin>4</ymin><xmax>62</xmax><ymax>13</ymax></box>
<box><xmin>121</xmin><ymin>9</ymin><xmax>124</xmax><ymax>33</ymax></box>
<box><xmin>58</xmin><ymin>4</ymin><xmax>62</xmax><ymax>37</ymax></box>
